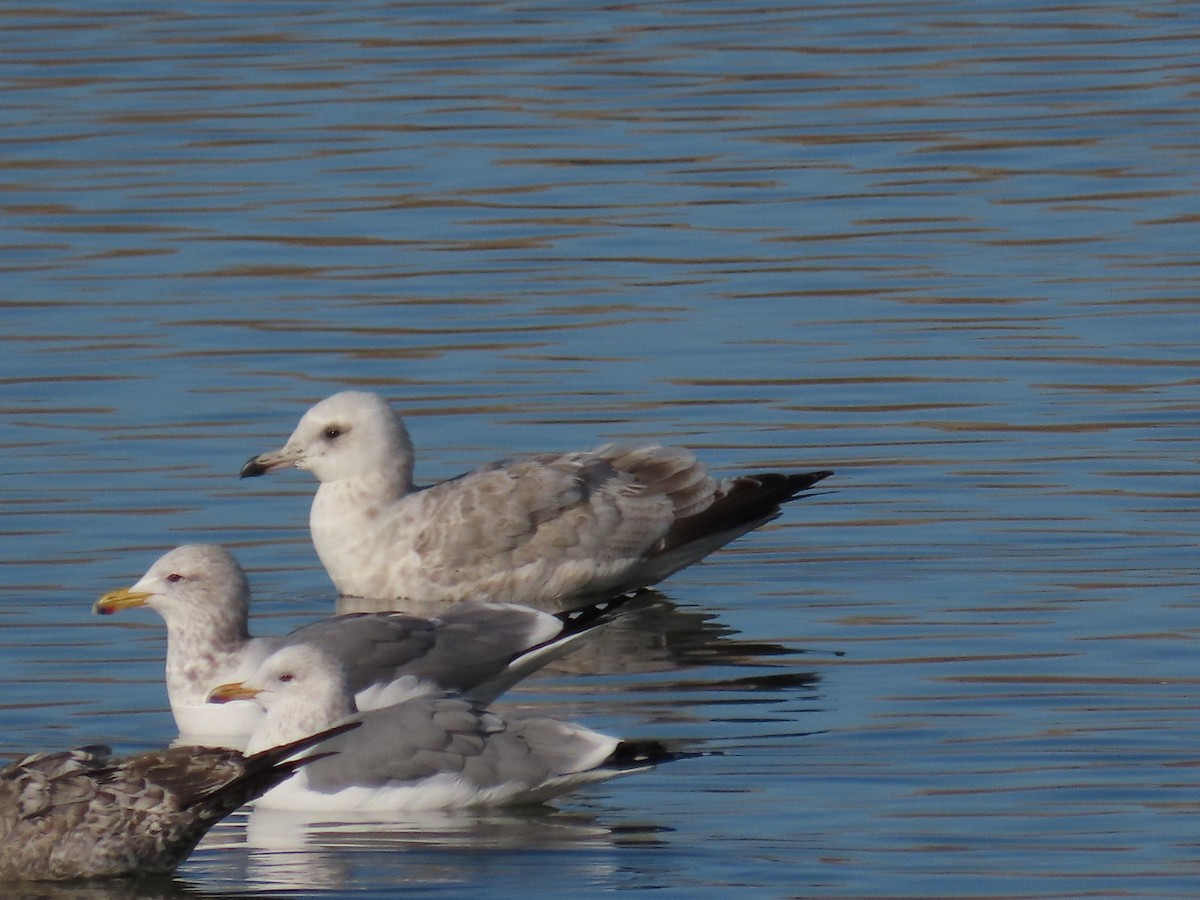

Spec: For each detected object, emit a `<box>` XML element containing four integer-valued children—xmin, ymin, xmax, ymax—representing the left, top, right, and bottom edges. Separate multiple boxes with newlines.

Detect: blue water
<box><xmin>2</xmin><ymin>2</ymin><xmax>1199</xmax><ymax>897</ymax></box>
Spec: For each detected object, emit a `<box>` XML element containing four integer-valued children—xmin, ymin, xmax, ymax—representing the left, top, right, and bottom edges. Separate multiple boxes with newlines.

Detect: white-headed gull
<box><xmin>241</xmin><ymin>390</ymin><xmax>832</xmax><ymax>607</ymax></box>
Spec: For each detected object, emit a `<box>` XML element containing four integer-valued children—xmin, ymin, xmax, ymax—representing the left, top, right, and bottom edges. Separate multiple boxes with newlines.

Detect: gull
<box><xmin>241</xmin><ymin>390</ymin><xmax>833</xmax><ymax>607</ymax></box>
<box><xmin>209</xmin><ymin>644</ymin><xmax>684</xmax><ymax>811</ymax></box>
<box><xmin>0</xmin><ymin>722</ymin><xmax>355</xmax><ymax>881</ymax></box>
<box><xmin>95</xmin><ymin>544</ymin><xmax>629</xmax><ymax>742</ymax></box>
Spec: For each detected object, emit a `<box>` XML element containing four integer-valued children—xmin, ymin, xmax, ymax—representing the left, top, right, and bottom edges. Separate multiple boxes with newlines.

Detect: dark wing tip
<box><xmin>245</xmin><ymin>719</ymin><xmax>363</xmax><ymax>769</ymax></box>
<box><xmin>786</xmin><ymin>469</ymin><xmax>834</xmax><ymax>494</ymax></box>
<box><xmin>605</xmin><ymin>738</ymin><xmax>707</xmax><ymax>770</ymax></box>
<box><xmin>553</xmin><ymin>588</ymin><xmax>655</xmax><ymax>633</ymax></box>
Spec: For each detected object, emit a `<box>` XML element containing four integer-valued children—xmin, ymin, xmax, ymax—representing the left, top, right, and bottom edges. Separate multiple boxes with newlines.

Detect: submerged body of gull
<box><xmin>0</xmin><ymin>723</ymin><xmax>353</xmax><ymax>881</ymax></box>
<box><xmin>95</xmin><ymin>544</ymin><xmax>627</xmax><ymax>742</ymax></box>
<box><xmin>209</xmin><ymin>644</ymin><xmax>685</xmax><ymax>811</ymax></box>
<box><xmin>241</xmin><ymin>390</ymin><xmax>832</xmax><ymax>607</ymax></box>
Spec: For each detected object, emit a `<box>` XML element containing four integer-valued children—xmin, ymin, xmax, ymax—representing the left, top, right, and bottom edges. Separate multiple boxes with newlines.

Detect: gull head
<box><xmin>240</xmin><ymin>391</ymin><xmax>414</xmax><ymax>487</ymax></box>
<box><xmin>94</xmin><ymin>544</ymin><xmax>251</xmax><ymax>632</ymax></box>
<box><xmin>209</xmin><ymin>644</ymin><xmax>354</xmax><ymax>714</ymax></box>
<box><xmin>209</xmin><ymin>644</ymin><xmax>357</xmax><ymax>752</ymax></box>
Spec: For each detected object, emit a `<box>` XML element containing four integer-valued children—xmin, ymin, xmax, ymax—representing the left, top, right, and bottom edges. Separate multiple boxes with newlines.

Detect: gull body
<box><xmin>95</xmin><ymin>544</ymin><xmax>626</xmax><ymax>741</ymax></box>
<box><xmin>242</xmin><ymin>390</ymin><xmax>832</xmax><ymax>607</ymax></box>
<box><xmin>0</xmin><ymin>723</ymin><xmax>353</xmax><ymax>881</ymax></box>
<box><xmin>210</xmin><ymin>644</ymin><xmax>682</xmax><ymax>812</ymax></box>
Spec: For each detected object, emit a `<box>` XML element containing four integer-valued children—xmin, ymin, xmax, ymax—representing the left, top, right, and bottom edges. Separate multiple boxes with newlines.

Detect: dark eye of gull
<box><xmin>323</xmin><ymin>425</ymin><xmax>344</xmax><ymax>440</ymax></box>
<box><xmin>279</xmin><ymin>673</ymin><xmax>295</xmax><ymax>683</ymax></box>
<box><xmin>166</xmin><ymin>573</ymin><xmax>183</xmax><ymax>583</ymax></box>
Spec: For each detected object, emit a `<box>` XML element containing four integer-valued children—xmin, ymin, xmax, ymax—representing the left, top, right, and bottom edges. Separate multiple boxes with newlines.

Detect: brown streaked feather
<box><xmin>0</xmin><ymin>721</ymin><xmax>357</xmax><ymax>881</ymax></box>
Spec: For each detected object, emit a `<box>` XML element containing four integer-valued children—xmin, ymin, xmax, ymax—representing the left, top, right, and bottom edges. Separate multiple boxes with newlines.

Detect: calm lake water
<box><xmin>2</xmin><ymin>1</ymin><xmax>1199</xmax><ymax>897</ymax></box>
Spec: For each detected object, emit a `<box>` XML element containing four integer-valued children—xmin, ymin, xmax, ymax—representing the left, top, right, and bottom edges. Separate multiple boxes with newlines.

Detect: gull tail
<box><xmin>184</xmin><ymin>720</ymin><xmax>361</xmax><ymax>815</ymax></box>
<box><xmin>642</xmin><ymin>469</ymin><xmax>833</xmax><ymax>582</ymax></box>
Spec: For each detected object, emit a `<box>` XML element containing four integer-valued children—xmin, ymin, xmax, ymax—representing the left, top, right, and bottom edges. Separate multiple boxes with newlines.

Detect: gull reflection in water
<box><xmin>226</xmin><ymin>804</ymin><xmax>669</xmax><ymax>891</ymax></box>
<box><xmin>337</xmin><ymin>589</ymin><xmax>820</xmax><ymax>677</ymax></box>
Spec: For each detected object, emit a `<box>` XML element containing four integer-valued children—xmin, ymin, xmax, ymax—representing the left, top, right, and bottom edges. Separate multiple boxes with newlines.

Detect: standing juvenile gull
<box><xmin>0</xmin><ymin>722</ymin><xmax>355</xmax><ymax>881</ymax></box>
<box><xmin>209</xmin><ymin>644</ymin><xmax>684</xmax><ymax>811</ymax></box>
<box><xmin>240</xmin><ymin>390</ymin><xmax>833</xmax><ymax>607</ymax></box>
<box><xmin>94</xmin><ymin>544</ymin><xmax>630</xmax><ymax>741</ymax></box>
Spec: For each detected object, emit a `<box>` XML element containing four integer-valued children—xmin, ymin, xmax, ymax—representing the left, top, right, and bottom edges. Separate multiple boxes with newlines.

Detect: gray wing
<box><xmin>411</xmin><ymin>450</ymin><xmax>683</xmax><ymax>576</ymax></box>
<box><xmin>301</xmin><ymin>697</ymin><xmax>504</xmax><ymax>790</ymax></box>
<box><xmin>411</xmin><ymin>447</ymin><xmax>831</xmax><ymax>600</ymax></box>
<box><xmin>430</xmin><ymin>596</ymin><xmax>639</xmax><ymax>703</ymax></box>
<box><xmin>282</xmin><ymin>603</ymin><xmax>564</xmax><ymax>697</ymax></box>
<box><xmin>396</xmin><ymin>601</ymin><xmax>561</xmax><ymax>692</ymax></box>
<box><xmin>301</xmin><ymin>697</ymin><xmax>614</xmax><ymax>792</ymax></box>
<box><xmin>283</xmin><ymin>613</ymin><xmax>439</xmax><ymax>694</ymax></box>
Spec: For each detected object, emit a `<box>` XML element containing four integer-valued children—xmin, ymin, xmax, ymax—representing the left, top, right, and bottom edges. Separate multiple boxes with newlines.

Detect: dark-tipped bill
<box><xmin>94</xmin><ymin>588</ymin><xmax>152</xmax><ymax>616</ymax></box>
<box><xmin>240</xmin><ymin>448</ymin><xmax>299</xmax><ymax>478</ymax></box>
<box><xmin>208</xmin><ymin>681</ymin><xmax>261</xmax><ymax>704</ymax></box>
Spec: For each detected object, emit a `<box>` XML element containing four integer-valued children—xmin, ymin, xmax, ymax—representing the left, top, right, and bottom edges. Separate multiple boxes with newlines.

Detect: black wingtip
<box><xmin>605</xmin><ymin>739</ymin><xmax>710</xmax><ymax>770</ymax></box>
<box><xmin>730</xmin><ymin>469</ymin><xmax>835</xmax><ymax>508</ymax></box>
<box><xmin>781</xmin><ymin>469</ymin><xmax>834</xmax><ymax>497</ymax></box>
<box><xmin>553</xmin><ymin>588</ymin><xmax>657</xmax><ymax>632</ymax></box>
<box><xmin>246</xmin><ymin>719</ymin><xmax>362</xmax><ymax>769</ymax></box>
<box><xmin>179</xmin><ymin>721</ymin><xmax>363</xmax><ymax>814</ymax></box>
<box><xmin>659</xmin><ymin>468</ymin><xmax>833</xmax><ymax>556</ymax></box>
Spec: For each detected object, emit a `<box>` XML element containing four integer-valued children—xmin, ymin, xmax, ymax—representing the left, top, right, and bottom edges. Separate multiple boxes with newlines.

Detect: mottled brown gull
<box><xmin>95</xmin><ymin>544</ymin><xmax>629</xmax><ymax>743</ymax></box>
<box><xmin>240</xmin><ymin>390</ymin><xmax>833</xmax><ymax>607</ymax></box>
<box><xmin>0</xmin><ymin>722</ymin><xmax>355</xmax><ymax>881</ymax></box>
<box><xmin>208</xmin><ymin>644</ymin><xmax>685</xmax><ymax>811</ymax></box>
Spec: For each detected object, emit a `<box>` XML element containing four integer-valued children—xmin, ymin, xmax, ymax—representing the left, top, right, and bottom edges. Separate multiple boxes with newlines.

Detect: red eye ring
<box><xmin>166</xmin><ymin>573</ymin><xmax>183</xmax><ymax>583</ymax></box>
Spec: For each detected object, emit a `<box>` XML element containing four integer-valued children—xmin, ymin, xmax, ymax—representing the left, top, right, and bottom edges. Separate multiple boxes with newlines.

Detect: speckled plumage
<box><xmin>0</xmin><ymin>723</ymin><xmax>353</xmax><ymax>881</ymax></box>
<box><xmin>95</xmin><ymin>544</ymin><xmax>629</xmax><ymax>741</ymax></box>
<box><xmin>209</xmin><ymin>644</ymin><xmax>682</xmax><ymax>811</ymax></box>
<box><xmin>241</xmin><ymin>391</ymin><xmax>832</xmax><ymax>607</ymax></box>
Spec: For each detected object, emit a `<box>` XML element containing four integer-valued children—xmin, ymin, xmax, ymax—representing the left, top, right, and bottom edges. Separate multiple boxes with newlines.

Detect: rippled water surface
<box><xmin>3</xmin><ymin>2</ymin><xmax>1199</xmax><ymax>897</ymax></box>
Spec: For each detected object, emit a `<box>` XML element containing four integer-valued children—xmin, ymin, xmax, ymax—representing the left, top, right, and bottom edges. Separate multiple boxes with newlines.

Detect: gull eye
<box><xmin>166</xmin><ymin>573</ymin><xmax>183</xmax><ymax>584</ymax></box>
<box><xmin>278</xmin><ymin>673</ymin><xmax>295</xmax><ymax>683</ymax></box>
<box><xmin>323</xmin><ymin>426</ymin><xmax>344</xmax><ymax>440</ymax></box>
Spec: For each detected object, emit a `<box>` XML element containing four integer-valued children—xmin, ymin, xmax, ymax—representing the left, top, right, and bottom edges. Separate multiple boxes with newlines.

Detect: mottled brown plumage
<box><xmin>0</xmin><ymin>723</ymin><xmax>354</xmax><ymax>881</ymax></box>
